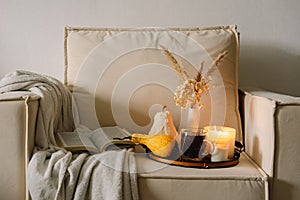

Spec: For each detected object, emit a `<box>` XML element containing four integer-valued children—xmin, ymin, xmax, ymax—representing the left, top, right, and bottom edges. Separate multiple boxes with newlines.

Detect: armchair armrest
<box><xmin>0</xmin><ymin>92</ymin><xmax>39</xmax><ymax>200</ymax></box>
<box><xmin>239</xmin><ymin>88</ymin><xmax>300</xmax><ymax>200</ymax></box>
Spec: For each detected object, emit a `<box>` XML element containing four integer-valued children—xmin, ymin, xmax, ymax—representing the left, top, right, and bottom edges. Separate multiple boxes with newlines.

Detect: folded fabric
<box><xmin>27</xmin><ymin>149</ymin><xmax>138</xmax><ymax>200</ymax></box>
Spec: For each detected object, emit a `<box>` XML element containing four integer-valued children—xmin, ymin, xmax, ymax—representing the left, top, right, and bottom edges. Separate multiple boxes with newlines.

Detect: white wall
<box><xmin>1</xmin><ymin>0</ymin><xmax>299</xmax><ymax>96</ymax></box>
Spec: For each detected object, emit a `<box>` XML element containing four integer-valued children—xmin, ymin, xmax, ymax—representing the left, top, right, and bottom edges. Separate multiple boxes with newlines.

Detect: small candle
<box><xmin>211</xmin><ymin>143</ymin><xmax>228</xmax><ymax>162</ymax></box>
<box><xmin>204</xmin><ymin>126</ymin><xmax>236</xmax><ymax>159</ymax></box>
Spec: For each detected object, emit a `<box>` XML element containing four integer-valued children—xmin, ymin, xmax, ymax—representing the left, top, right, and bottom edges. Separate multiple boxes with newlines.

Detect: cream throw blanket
<box><xmin>0</xmin><ymin>71</ymin><xmax>139</xmax><ymax>200</ymax></box>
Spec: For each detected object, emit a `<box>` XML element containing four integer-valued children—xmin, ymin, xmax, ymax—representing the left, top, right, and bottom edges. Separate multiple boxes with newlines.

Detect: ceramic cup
<box><xmin>179</xmin><ymin>128</ymin><xmax>214</xmax><ymax>161</ymax></box>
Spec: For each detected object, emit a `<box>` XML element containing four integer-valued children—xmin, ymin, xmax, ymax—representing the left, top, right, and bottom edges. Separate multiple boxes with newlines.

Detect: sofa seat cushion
<box><xmin>136</xmin><ymin>152</ymin><xmax>268</xmax><ymax>200</ymax></box>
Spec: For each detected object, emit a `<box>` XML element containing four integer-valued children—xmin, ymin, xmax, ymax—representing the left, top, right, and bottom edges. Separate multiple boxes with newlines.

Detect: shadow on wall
<box><xmin>239</xmin><ymin>43</ymin><xmax>300</xmax><ymax>97</ymax></box>
<box><xmin>272</xmin><ymin>179</ymin><xmax>293</xmax><ymax>200</ymax></box>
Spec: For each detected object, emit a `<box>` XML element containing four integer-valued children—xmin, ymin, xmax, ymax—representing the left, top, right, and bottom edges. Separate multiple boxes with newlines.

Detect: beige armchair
<box><xmin>1</xmin><ymin>26</ymin><xmax>299</xmax><ymax>200</ymax></box>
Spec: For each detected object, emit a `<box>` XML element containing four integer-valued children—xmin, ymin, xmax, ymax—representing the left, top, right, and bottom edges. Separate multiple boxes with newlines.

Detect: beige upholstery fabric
<box><xmin>240</xmin><ymin>88</ymin><xmax>300</xmax><ymax>200</ymax></box>
<box><xmin>64</xmin><ymin>26</ymin><xmax>242</xmax><ymax>142</ymax></box>
<box><xmin>0</xmin><ymin>92</ymin><xmax>39</xmax><ymax>200</ymax></box>
<box><xmin>136</xmin><ymin>153</ymin><xmax>268</xmax><ymax>200</ymax></box>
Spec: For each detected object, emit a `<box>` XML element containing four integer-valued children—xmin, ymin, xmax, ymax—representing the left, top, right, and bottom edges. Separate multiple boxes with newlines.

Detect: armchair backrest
<box><xmin>64</xmin><ymin>26</ymin><xmax>243</xmax><ymax>141</ymax></box>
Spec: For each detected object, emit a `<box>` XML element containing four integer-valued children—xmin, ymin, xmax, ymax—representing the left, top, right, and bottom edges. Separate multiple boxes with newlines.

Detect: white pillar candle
<box><xmin>204</xmin><ymin>126</ymin><xmax>236</xmax><ymax>159</ymax></box>
<box><xmin>211</xmin><ymin>144</ymin><xmax>229</xmax><ymax>162</ymax></box>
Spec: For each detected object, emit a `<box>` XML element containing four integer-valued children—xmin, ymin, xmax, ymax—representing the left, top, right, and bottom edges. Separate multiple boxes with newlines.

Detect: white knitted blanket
<box><xmin>0</xmin><ymin>71</ymin><xmax>139</xmax><ymax>200</ymax></box>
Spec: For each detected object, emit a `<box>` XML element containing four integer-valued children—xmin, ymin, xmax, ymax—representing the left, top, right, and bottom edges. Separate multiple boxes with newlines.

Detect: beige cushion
<box><xmin>136</xmin><ymin>153</ymin><xmax>268</xmax><ymax>200</ymax></box>
<box><xmin>64</xmin><ymin>26</ymin><xmax>242</xmax><ymax>141</ymax></box>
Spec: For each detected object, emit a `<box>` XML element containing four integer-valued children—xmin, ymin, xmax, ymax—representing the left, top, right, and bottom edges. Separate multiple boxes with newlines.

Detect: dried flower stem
<box><xmin>205</xmin><ymin>51</ymin><xmax>228</xmax><ymax>78</ymax></box>
<box><xmin>195</xmin><ymin>61</ymin><xmax>204</xmax><ymax>82</ymax></box>
<box><xmin>160</xmin><ymin>45</ymin><xmax>188</xmax><ymax>83</ymax></box>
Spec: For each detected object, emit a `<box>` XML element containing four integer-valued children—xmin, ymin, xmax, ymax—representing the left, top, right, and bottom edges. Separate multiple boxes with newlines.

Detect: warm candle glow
<box><xmin>204</xmin><ymin>126</ymin><xmax>236</xmax><ymax>160</ymax></box>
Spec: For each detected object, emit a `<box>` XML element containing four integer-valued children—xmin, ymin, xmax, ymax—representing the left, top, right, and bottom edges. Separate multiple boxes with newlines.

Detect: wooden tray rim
<box><xmin>148</xmin><ymin>153</ymin><xmax>239</xmax><ymax>169</ymax></box>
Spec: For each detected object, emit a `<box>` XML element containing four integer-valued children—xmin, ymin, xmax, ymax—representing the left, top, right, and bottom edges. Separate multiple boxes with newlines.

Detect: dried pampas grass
<box><xmin>161</xmin><ymin>45</ymin><xmax>227</xmax><ymax>108</ymax></box>
<box><xmin>160</xmin><ymin>45</ymin><xmax>188</xmax><ymax>83</ymax></box>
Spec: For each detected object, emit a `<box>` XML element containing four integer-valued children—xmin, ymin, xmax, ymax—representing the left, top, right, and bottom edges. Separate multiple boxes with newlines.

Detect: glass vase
<box><xmin>179</xmin><ymin>105</ymin><xmax>201</xmax><ymax>130</ymax></box>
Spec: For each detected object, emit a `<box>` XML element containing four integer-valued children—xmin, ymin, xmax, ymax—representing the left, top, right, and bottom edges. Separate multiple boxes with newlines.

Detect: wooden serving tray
<box><xmin>148</xmin><ymin>153</ymin><xmax>239</xmax><ymax>169</ymax></box>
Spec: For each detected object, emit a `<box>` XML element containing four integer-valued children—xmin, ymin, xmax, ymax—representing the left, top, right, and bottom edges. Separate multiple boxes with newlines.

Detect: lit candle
<box><xmin>204</xmin><ymin>126</ymin><xmax>236</xmax><ymax>160</ymax></box>
<box><xmin>211</xmin><ymin>143</ymin><xmax>228</xmax><ymax>162</ymax></box>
